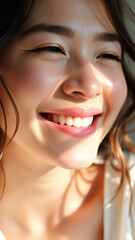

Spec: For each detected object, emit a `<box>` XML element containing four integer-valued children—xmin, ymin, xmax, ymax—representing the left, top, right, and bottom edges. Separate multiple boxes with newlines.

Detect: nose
<box><xmin>62</xmin><ymin>61</ymin><xmax>102</xmax><ymax>100</ymax></box>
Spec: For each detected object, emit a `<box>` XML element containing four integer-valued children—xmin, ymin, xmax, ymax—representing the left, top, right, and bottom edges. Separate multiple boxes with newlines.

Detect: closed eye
<box><xmin>97</xmin><ymin>53</ymin><xmax>121</xmax><ymax>62</ymax></box>
<box><xmin>30</xmin><ymin>45</ymin><xmax>66</xmax><ymax>55</ymax></box>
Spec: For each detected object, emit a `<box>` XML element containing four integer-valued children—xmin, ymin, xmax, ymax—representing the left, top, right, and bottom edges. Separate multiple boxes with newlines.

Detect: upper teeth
<box><xmin>52</xmin><ymin>115</ymin><xmax>94</xmax><ymax>128</ymax></box>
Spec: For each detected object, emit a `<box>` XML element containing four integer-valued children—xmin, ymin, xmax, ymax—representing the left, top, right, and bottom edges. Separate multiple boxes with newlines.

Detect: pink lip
<box><xmin>40</xmin><ymin>108</ymin><xmax>102</xmax><ymax>117</ymax></box>
<box><xmin>39</xmin><ymin>108</ymin><xmax>102</xmax><ymax>138</ymax></box>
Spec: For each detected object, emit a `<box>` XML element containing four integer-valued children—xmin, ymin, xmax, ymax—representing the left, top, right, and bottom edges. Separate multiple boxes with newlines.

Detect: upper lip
<box><xmin>39</xmin><ymin>108</ymin><xmax>102</xmax><ymax>118</ymax></box>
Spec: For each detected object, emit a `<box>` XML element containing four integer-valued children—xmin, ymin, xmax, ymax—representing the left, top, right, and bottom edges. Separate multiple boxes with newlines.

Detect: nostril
<box><xmin>62</xmin><ymin>76</ymin><xmax>102</xmax><ymax>100</ymax></box>
<box><xmin>73</xmin><ymin>91</ymin><xmax>80</xmax><ymax>94</ymax></box>
<box><xmin>72</xmin><ymin>91</ymin><xmax>86</xmax><ymax>98</ymax></box>
<box><xmin>72</xmin><ymin>91</ymin><xmax>85</xmax><ymax>96</ymax></box>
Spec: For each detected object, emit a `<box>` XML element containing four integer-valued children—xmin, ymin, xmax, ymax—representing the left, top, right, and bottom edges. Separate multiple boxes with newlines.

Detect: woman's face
<box><xmin>0</xmin><ymin>0</ymin><xmax>127</xmax><ymax>169</ymax></box>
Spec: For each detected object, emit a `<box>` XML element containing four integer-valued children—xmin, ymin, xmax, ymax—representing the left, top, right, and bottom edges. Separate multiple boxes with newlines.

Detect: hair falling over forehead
<box><xmin>0</xmin><ymin>0</ymin><xmax>135</xmax><ymax>198</ymax></box>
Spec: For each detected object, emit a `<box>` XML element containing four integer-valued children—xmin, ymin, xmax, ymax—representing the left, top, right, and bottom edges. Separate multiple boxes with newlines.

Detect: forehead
<box><xmin>21</xmin><ymin>0</ymin><xmax>116</xmax><ymax>34</ymax></box>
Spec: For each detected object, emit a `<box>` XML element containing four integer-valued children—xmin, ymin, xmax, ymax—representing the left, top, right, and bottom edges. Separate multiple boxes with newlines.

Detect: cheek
<box><xmin>98</xmin><ymin>70</ymin><xmax>127</xmax><ymax>144</ymax></box>
<box><xmin>6</xmin><ymin>61</ymin><xmax>63</xmax><ymax>104</ymax></box>
<box><xmin>102</xmin><ymin>70</ymin><xmax>127</xmax><ymax>111</ymax></box>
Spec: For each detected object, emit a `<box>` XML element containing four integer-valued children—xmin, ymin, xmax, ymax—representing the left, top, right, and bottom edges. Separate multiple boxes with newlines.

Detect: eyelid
<box><xmin>29</xmin><ymin>43</ymin><xmax>67</xmax><ymax>55</ymax></box>
<box><xmin>96</xmin><ymin>52</ymin><xmax>121</xmax><ymax>62</ymax></box>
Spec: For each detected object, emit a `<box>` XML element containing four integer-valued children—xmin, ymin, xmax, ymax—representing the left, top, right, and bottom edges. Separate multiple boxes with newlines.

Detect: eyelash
<box><xmin>97</xmin><ymin>53</ymin><xmax>121</xmax><ymax>62</ymax></box>
<box><xmin>30</xmin><ymin>45</ymin><xmax>66</xmax><ymax>55</ymax></box>
<box><xmin>30</xmin><ymin>46</ymin><xmax>121</xmax><ymax>62</ymax></box>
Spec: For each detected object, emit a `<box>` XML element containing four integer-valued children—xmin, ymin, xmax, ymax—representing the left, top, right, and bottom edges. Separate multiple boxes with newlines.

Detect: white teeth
<box><xmin>66</xmin><ymin>116</ymin><xmax>73</xmax><ymax>126</ymax></box>
<box><xmin>52</xmin><ymin>115</ymin><xmax>58</xmax><ymax>124</ymax></box>
<box><xmin>73</xmin><ymin>117</ymin><xmax>82</xmax><ymax>128</ymax></box>
<box><xmin>52</xmin><ymin>114</ymin><xmax>94</xmax><ymax>128</ymax></box>
<box><xmin>82</xmin><ymin>117</ymin><xmax>90</xmax><ymax>127</ymax></box>
<box><xmin>88</xmin><ymin>117</ymin><xmax>93</xmax><ymax>126</ymax></box>
<box><xmin>59</xmin><ymin>115</ymin><xmax>66</xmax><ymax>125</ymax></box>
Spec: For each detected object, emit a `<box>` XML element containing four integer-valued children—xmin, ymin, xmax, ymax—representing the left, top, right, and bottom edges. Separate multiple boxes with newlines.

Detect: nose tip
<box><xmin>62</xmin><ymin>63</ymin><xmax>102</xmax><ymax>100</ymax></box>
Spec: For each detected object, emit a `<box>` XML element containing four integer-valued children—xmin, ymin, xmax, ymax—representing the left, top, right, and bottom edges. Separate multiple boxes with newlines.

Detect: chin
<box><xmin>57</xmin><ymin>151</ymin><xmax>98</xmax><ymax>170</ymax></box>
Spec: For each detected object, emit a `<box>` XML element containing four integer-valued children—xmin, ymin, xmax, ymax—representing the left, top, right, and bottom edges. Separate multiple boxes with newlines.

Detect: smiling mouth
<box><xmin>39</xmin><ymin>113</ymin><xmax>96</xmax><ymax>128</ymax></box>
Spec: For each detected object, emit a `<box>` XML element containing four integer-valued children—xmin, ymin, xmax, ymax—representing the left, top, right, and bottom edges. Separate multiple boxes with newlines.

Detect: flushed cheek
<box><xmin>7</xmin><ymin>61</ymin><xmax>64</xmax><ymax>104</ymax></box>
<box><xmin>98</xmin><ymin>72</ymin><xmax>127</xmax><ymax>144</ymax></box>
<box><xmin>103</xmin><ymin>71</ymin><xmax>127</xmax><ymax>111</ymax></box>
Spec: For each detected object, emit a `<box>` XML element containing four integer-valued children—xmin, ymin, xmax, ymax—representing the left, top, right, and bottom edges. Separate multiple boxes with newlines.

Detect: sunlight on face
<box><xmin>85</xmin><ymin>64</ymin><xmax>113</xmax><ymax>88</ymax></box>
<box><xmin>1</xmin><ymin>0</ymin><xmax>127</xmax><ymax>170</ymax></box>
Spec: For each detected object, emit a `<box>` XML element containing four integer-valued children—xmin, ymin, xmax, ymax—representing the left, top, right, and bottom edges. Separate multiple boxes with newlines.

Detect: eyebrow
<box><xmin>21</xmin><ymin>23</ymin><xmax>121</xmax><ymax>44</ymax></box>
<box><xmin>94</xmin><ymin>32</ymin><xmax>121</xmax><ymax>44</ymax></box>
<box><xmin>22</xmin><ymin>23</ymin><xmax>74</xmax><ymax>37</ymax></box>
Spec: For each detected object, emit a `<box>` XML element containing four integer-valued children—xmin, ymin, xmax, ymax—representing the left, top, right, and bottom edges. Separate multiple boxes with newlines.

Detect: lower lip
<box><xmin>40</xmin><ymin>115</ymin><xmax>100</xmax><ymax>138</ymax></box>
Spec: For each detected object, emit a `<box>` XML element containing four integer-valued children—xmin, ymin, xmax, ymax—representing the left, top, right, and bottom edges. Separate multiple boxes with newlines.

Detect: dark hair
<box><xmin>99</xmin><ymin>0</ymin><xmax>135</xmax><ymax>195</ymax></box>
<box><xmin>0</xmin><ymin>0</ymin><xmax>34</xmax><ymax>152</ymax></box>
<box><xmin>0</xmin><ymin>0</ymin><xmax>35</xmax><ymax>50</ymax></box>
<box><xmin>0</xmin><ymin>0</ymin><xmax>135</xmax><ymax>193</ymax></box>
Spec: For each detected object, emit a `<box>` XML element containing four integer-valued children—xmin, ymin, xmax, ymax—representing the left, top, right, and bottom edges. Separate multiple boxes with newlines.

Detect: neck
<box><xmin>1</xmin><ymin>142</ymin><xmax>75</xmax><ymax>230</ymax></box>
<box><xmin>0</xmin><ymin>141</ymin><xmax>101</xmax><ymax>236</ymax></box>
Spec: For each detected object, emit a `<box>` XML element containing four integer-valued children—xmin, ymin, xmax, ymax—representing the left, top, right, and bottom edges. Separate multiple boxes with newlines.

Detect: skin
<box><xmin>0</xmin><ymin>0</ymin><xmax>127</xmax><ymax>239</ymax></box>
